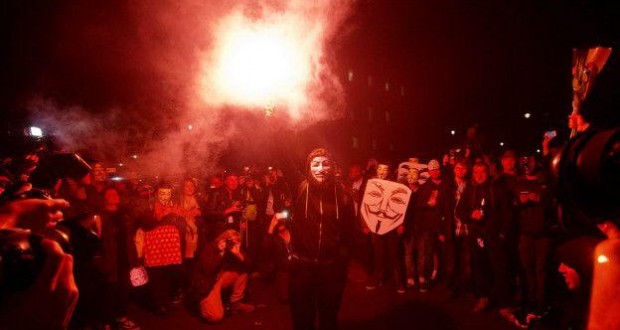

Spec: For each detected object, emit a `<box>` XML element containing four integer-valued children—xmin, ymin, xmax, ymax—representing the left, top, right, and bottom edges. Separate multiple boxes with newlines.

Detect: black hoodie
<box><xmin>290</xmin><ymin>179</ymin><xmax>353</xmax><ymax>264</ymax></box>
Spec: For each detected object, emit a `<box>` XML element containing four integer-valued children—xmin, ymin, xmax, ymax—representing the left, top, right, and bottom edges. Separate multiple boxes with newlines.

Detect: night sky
<box><xmin>2</xmin><ymin>0</ymin><xmax>619</xmax><ymax>166</ymax></box>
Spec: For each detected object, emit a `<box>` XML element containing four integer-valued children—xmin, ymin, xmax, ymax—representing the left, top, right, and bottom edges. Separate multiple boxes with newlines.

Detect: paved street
<box><xmin>129</xmin><ymin>263</ymin><xmax>516</xmax><ymax>330</ymax></box>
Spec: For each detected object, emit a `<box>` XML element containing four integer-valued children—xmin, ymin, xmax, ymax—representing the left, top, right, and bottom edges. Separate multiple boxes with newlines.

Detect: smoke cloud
<box><xmin>23</xmin><ymin>0</ymin><xmax>355</xmax><ymax>177</ymax></box>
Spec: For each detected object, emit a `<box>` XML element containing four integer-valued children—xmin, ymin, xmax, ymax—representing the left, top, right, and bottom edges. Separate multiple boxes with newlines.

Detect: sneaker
<box><xmin>396</xmin><ymin>286</ymin><xmax>406</xmax><ymax>294</ymax></box>
<box><xmin>472</xmin><ymin>297</ymin><xmax>489</xmax><ymax>312</ymax></box>
<box><xmin>230</xmin><ymin>301</ymin><xmax>256</xmax><ymax>313</ymax></box>
<box><xmin>114</xmin><ymin>317</ymin><xmax>141</xmax><ymax>330</ymax></box>
<box><xmin>406</xmin><ymin>278</ymin><xmax>416</xmax><ymax>288</ymax></box>
<box><xmin>419</xmin><ymin>282</ymin><xmax>429</xmax><ymax>293</ymax></box>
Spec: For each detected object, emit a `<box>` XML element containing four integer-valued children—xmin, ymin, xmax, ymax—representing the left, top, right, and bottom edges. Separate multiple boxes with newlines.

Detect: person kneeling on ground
<box><xmin>191</xmin><ymin>229</ymin><xmax>255</xmax><ymax>323</ymax></box>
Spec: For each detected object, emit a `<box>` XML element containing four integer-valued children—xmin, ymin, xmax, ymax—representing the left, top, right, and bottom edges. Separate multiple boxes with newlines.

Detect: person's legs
<box><xmin>469</xmin><ymin>236</ymin><xmax>492</xmax><ymax>300</ymax></box>
<box><xmin>289</xmin><ymin>260</ymin><xmax>317</xmax><ymax>330</ymax></box>
<box><xmin>519</xmin><ymin>235</ymin><xmax>535</xmax><ymax>309</ymax></box>
<box><xmin>368</xmin><ymin>234</ymin><xmax>386</xmax><ymax>288</ymax></box>
<box><xmin>488</xmin><ymin>238</ymin><xmax>512</xmax><ymax>308</ymax></box>
<box><xmin>403</xmin><ymin>235</ymin><xmax>416</xmax><ymax>286</ymax></box>
<box><xmin>199</xmin><ymin>279</ymin><xmax>225</xmax><ymax>322</ymax></box>
<box><xmin>316</xmin><ymin>262</ymin><xmax>347</xmax><ymax>330</ymax></box>
<box><xmin>385</xmin><ymin>231</ymin><xmax>405</xmax><ymax>289</ymax></box>
<box><xmin>276</xmin><ymin>270</ymin><xmax>290</xmax><ymax>303</ymax></box>
<box><xmin>417</xmin><ymin>231</ymin><xmax>434</xmax><ymax>288</ymax></box>
<box><xmin>534</xmin><ymin>237</ymin><xmax>551</xmax><ymax>312</ymax></box>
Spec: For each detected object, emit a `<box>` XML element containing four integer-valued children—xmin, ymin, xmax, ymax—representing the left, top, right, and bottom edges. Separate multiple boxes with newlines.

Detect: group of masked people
<box><xmin>345</xmin><ymin>146</ymin><xmax>608</xmax><ymax>329</ymax></box>
<box><xmin>49</xmin><ymin>142</ymin><xmax>612</xmax><ymax>330</ymax></box>
<box><xmin>52</xmin><ymin>161</ymin><xmax>299</xmax><ymax>328</ymax></box>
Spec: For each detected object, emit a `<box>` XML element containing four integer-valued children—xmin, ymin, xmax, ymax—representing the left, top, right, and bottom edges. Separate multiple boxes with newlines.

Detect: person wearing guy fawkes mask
<box><xmin>364</xmin><ymin>162</ymin><xmax>407</xmax><ymax>294</ymax></box>
<box><xmin>288</xmin><ymin>148</ymin><xmax>353</xmax><ymax>330</ymax></box>
<box><xmin>85</xmin><ymin>162</ymin><xmax>111</xmax><ymax>213</ymax></box>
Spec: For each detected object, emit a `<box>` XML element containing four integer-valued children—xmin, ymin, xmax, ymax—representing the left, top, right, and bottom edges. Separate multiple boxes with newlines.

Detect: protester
<box><xmin>288</xmin><ymin>148</ymin><xmax>353</xmax><ymax>330</ymax></box>
<box><xmin>364</xmin><ymin>162</ymin><xmax>406</xmax><ymax>294</ymax></box>
<box><xmin>191</xmin><ymin>229</ymin><xmax>255</xmax><ymax>323</ymax></box>
<box><xmin>413</xmin><ymin>159</ymin><xmax>449</xmax><ymax>293</ymax></box>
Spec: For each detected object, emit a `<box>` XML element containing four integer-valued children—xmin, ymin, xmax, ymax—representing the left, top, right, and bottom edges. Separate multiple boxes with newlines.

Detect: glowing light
<box><xmin>131</xmin><ymin>154</ymin><xmax>138</xmax><ymax>159</ymax></box>
<box><xmin>524</xmin><ymin>113</ymin><xmax>531</xmax><ymax>119</ymax></box>
<box><xmin>499</xmin><ymin>142</ymin><xmax>505</xmax><ymax>147</ymax></box>
<box><xmin>187</xmin><ymin>124</ymin><xmax>193</xmax><ymax>131</ymax></box>
<box><xmin>203</xmin><ymin>11</ymin><xmax>319</xmax><ymax>118</ymax></box>
<box><xmin>450</xmin><ymin>130</ymin><xmax>456</xmax><ymax>136</ymax></box>
<box><xmin>29</xmin><ymin>126</ymin><xmax>43</xmax><ymax>137</ymax></box>
<box><xmin>536</xmin><ymin>149</ymin><xmax>541</xmax><ymax>153</ymax></box>
<box><xmin>597</xmin><ymin>255</ymin><xmax>609</xmax><ymax>264</ymax></box>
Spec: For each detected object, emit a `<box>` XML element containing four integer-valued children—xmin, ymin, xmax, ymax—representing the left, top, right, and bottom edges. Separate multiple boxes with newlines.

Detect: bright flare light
<box><xmin>201</xmin><ymin>9</ymin><xmax>327</xmax><ymax>119</ymax></box>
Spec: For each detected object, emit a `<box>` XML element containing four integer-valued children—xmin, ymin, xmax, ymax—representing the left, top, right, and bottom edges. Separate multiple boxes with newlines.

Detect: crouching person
<box><xmin>191</xmin><ymin>229</ymin><xmax>255</xmax><ymax>322</ymax></box>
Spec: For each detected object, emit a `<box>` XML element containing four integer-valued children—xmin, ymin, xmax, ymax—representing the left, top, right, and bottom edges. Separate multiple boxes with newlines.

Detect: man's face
<box><xmin>157</xmin><ymin>188</ymin><xmax>172</xmax><ymax>205</ymax></box>
<box><xmin>104</xmin><ymin>189</ymin><xmax>121</xmax><ymax>206</ymax></box>
<box><xmin>501</xmin><ymin>157</ymin><xmax>516</xmax><ymax>173</ymax></box>
<box><xmin>558</xmin><ymin>263</ymin><xmax>581</xmax><ymax>291</ymax></box>
<box><xmin>376</xmin><ymin>164</ymin><xmax>390</xmax><ymax>180</ymax></box>
<box><xmin>92</xmin><ymin>163</ymin><xmax>107</xmax><ymax>182</ymax></box>
<box><xmin>225</xmin><ymin>175</ymin><xmax>239</xmax><ymax>191</ymax></box>
<box><xmin>361</xmin><ymin>179</ymin><xmax>411</xmax><ymax>235</ymax></box>
<box><xmin>454</xmin><ymin>163</ymin><xmax>468</xmax><ymax>180</ymax></box>
<box><xmin>349</xmin><ymin>166</ymin><xmax>362</xmax><ymax>181</ymax></box>
<box><xmin>473</xmin><ymin>165</ymin><xmax>489</xmax><ymax>185</ymax></box>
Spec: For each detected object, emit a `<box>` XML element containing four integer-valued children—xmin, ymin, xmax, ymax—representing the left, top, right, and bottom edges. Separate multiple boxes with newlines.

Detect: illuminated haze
<box><xmin>24</xmin><ymin>0</ymin><xmax>354</xmax><ymax>176</ymax></box>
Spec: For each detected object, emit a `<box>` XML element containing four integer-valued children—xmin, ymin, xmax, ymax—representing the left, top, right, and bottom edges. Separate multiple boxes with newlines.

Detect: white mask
<box><xmin>309</xmin><ymin>156</ymin><xmax>333</xmax><ymax>183</ymax></box>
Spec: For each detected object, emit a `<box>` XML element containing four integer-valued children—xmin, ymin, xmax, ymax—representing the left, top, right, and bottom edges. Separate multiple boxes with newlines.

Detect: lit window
<box><xmin>352</xmin><ymin>137</ymin><xmax>359</xmax><ymax>149</ymax></box>
<box><xmin>372</xmin><ymin>139</ymin><xmax>378</xmax><ymax>150</ymax></box>
<box><xmin>348</xmin><ymin>70</ymin><xmax>354</xmax><ymax>82</ymax></box>
<box><xmin>368</xmin><ymin>107</ymin><xmax>373</xmax><ymax>122</ymax></box>
<box><xmin>368</xmin><ymin>76</ymin><xmax>373</xmax><ymax>86</ymax></box>
<box><xmin>385</xmin><ymin>111</ymin><xmax>390</xmax><ymax>123</ymax></box>
<box><xmin>385</xmin><ymin>82</ymin><xmax>390</xmax><ymax>91</ymax></box>
<box><xmin>400</xmin><ymin>86</ymin><xmax>405</xmax><ymax>96</ymax></box>
<box><xmin>389</xmin><ymin>143</ymin><xmax>395</xmax><ymax>151</ymax></box>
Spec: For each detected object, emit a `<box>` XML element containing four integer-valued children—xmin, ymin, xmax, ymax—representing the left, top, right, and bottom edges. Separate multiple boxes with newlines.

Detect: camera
<box><xmin>550</xmin><ymin>128</ymin><xmax>620</xmax><ymax>222</ymax></box>
<box><xmin>0</xmin><ymin>213</ymin><xmax>100</xmax><ymax>296</ymax></box>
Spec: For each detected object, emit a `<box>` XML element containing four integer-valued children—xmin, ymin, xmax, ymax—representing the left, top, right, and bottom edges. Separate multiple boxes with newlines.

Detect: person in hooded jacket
<box><xmin>288</xmin><ymin>148</ymin><xmax>354</xmax><ymax>330</ymax></box>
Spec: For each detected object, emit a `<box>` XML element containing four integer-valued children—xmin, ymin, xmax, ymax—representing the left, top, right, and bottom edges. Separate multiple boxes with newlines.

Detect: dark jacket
<box><xmin>96</xmin><ymin>207</ymin><xmax>138</xmax><ymax>283</ymax></box>
<box><xmin>191</xmin><ymin>242</ymin><xmax>251</xmax><ymax>299</ymax></box>
<box><xmin>290</xmin><ymin>180</ymin><xmax>353</xmax><ymax>264</ymax></box>
<box><xmin>207</xmin><ymin>187</ymin><xmax>244</xmax><ymax>225</ymax></box>
<box><xmin>456</xmin><ymin>180</ymin><xmax>512</xmax><ymax>239</ymax></box>
<box><xmin>512</xmin><ymin>175</ymin><xmax>556</xmax><ymax>236</ymax></box>
<box><xmin>414</xmin><ymin>179</ymin><xmax>449</xmax><ymax>235</ymax></box>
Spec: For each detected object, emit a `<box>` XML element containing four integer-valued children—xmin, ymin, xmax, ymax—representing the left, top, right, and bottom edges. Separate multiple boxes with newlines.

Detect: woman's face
<box><xmin>183</xmin><ymin>180</ymin><xmax>195</xmax><ymax>196</ymax></box>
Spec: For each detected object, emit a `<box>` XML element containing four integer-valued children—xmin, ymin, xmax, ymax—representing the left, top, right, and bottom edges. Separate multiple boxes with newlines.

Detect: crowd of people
<box><xmin>0</xmin><ymin>115</ymin><xmax>616</xmax><ymax>330</ymax></box>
